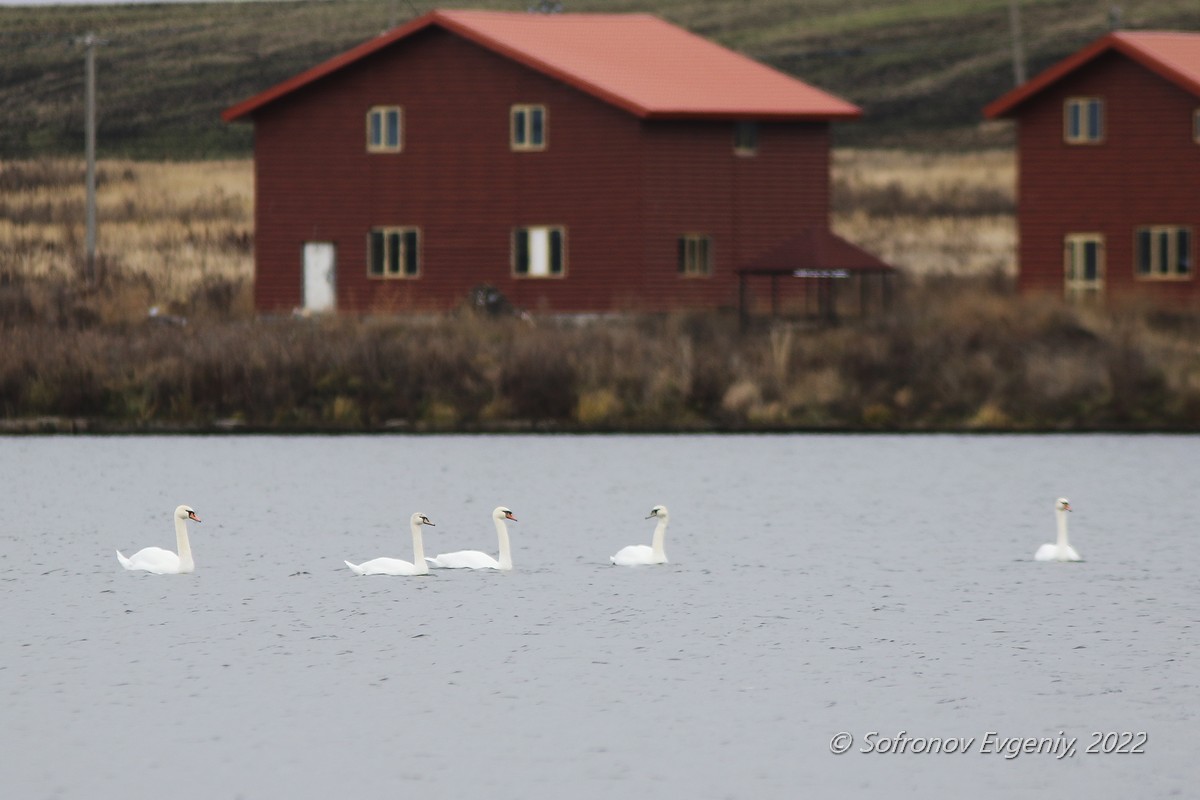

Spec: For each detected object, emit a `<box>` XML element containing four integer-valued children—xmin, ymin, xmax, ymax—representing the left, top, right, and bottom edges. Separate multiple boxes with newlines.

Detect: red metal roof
<box><xmin>985</xmin><ymin>30</ymin><xmax>1200</xmax><ymax>118</ymax></box>
<box><xmin>222</xmin><ymin>9</ymin><xmax>861</xmax><ymax>123</ymax></box>
<box><xmin>737</xmin><ymin>227</ymin><xmax>895</xmax><ymax>274</ymax></box>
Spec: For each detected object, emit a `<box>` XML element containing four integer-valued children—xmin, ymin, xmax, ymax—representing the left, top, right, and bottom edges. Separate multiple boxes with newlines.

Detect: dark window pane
<box><xmin>370</xmin><ymin>112</ymin><xmax>382</xmax><ymax>147</ymax></box>
<box><xmin>1157</xmin><ymin>231</ymin><xmax>1170</xmax><ymax>274</ymax></box>
<box><xmin>513</xmin><ymin>110</ymin><xmax>526</xmax><ymax>146</ymax></box>
<box><xmin>1083</xmin><ymin>242</ymin><xmax>1098</xmax><ymax>280</ymax></box>
<box><xmin>369</xmin><ymin>231</ymin><xmax>385</xmax><ymax>275</ymax></box>
<box><xmin>531</xmin><ymin>108</ymin><xmax>544</xmax><ymax>145</ymax></box>
<box><xmin>1088</xmin><ymin>100</ymin><xmax>1103</xmax><ymax>139</ymax></box>
<box><xmin>1136</xmin><ymin>229</ymin><xmax>1151</xmax><ymax>274</ymax></box>
<box><xmin>1067</xmin><ymin>103</ymin><xmax>1081</xmax><ymax>139</ymax></box>
<box><xmin>549</xmin><ymin>229</ymin><xmax>562</xmax><ymax>273</ymax></box>
<box><xmin>386</xmin><ymin>110</ymin><xmax>400</xmax><ymax>148</ymax></box>
<box><xmin>514</xmin><ymin>229</ymin><xmax>529</xmax><ymax>274</ymax></box>
<box><xmin>404</xmin><ymin>231</ymin><xmax>419</xmax><ymax>275</ymax></box>
<box><xmin>736</xmin><ymin>122</ymin><xmax>757</xmax><ymax>151</ymax></box>
<box><xmin>385</xmin><ymin>232</ymin><xmax>400</xmax><ymax>274</ymax></box>
<box><xmin>1178</xmin><ymin>230</ymin><xmax>1191</xmax><ymax>274</ymax></box>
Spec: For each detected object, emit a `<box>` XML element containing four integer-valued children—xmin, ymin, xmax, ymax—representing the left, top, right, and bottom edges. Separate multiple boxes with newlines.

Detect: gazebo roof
<box><xmin>738</xmin><ymin>227</ymin><xmax>895</xmax><ymax>276</ymax></box>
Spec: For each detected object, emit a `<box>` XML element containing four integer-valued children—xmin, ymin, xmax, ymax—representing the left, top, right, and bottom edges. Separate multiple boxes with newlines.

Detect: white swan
<box><xmin>345</xmin><ymin>513</ymin><xmax>436</xmax><ymax>576</ymax></box>
<box><xmin>610</xmin><ymin>505</ymin><xmax>669</xmax><ymax>566</ymax></box>
<box><xmin>426</xmin><ymin>507</ymin><xmax>516</xmax><ymax>570</ymax></box>
<box><xmin>116</xmin><ymin>505</ymin><xmax>201</xmax><ymax>574</ymax></box>
<box><xmin>1035</xmin><ymin>498</ymin><xmax>1082</xmax><ymax>562</ymax></box>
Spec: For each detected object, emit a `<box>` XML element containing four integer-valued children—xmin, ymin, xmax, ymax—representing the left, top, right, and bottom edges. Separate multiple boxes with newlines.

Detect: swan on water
<box><xmin>1034</xmin><ymin>498</ymin><xmax>1082</xmax><ymax>562</ymax></box>
<box><xmin>345</xmin><ymin>513</ymin><xmax>436</xmax><ymax>576</ymax></box>
<box><xmin>116</xmin><ymin>505</ymin><xmax>201</xmax><ymax>574</ymax></box>
<box><xmin>426</xmin><ymin>507</ymin><xmax>516</xmax><ymax>570</ymax></box>
<box><xmin>610</xmin><ymin>505</ymin><xmax>669</xmax><ymax>566</ymax></box>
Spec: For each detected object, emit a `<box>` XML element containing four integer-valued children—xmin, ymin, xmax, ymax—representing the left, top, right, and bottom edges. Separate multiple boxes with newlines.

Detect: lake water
<box><xmin>0</xmin><ymin>434</ymin><xmax>1195</xmax><ymax>799</ymax></box>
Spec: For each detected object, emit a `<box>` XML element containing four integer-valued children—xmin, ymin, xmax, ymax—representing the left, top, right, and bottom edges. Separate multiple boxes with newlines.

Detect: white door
<box><xmin>302</xmin><ymin>242</ymin><xmax>336</xmax><ymax>312</ymax></box>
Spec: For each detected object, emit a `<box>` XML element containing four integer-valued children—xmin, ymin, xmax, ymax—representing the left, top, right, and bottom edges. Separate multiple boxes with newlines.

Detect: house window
<box><xmin>1064</xmin><ymin>233</ymin><xmax>1104</xmax><ymax>301</ymax></box>
<box><xmin>511</xmin><ymin>105</ymin><xmax>547</xmax><ymax>151</ymax></box>
<box><xmin>1135</xmin><ymin>226</ymin><xmax>1192</xmax><ymax>279</ymax></box>
<box><xmin>513</xmin><ymin>226</ymin><xmax>565</xmax><ymax>277</ymax></box>
<box><xmin>368</xmin><ymin>227</ymin><xmax>420</xmax><ymax>278</ymax></box>
<box><xmin>734</xmin><ymin>121</ymin><xmax>758</xmax><ymax>155</ymax></box>
<box><xmin>367</xmin><ymin>106</ymin><xmax>402</xmax><ymax>153</ymax></box>
<box><xmin>677</xmin><ymin>234</ymin><xmax>713</xmax><ymax>277</ymax></box>
<box><xmin>1064</xmin><ymin>97</ymin><xmax>1103</xmax><ymax>144</ymax></box>
<box><xmin>1194</xmin><ymin>109</ymin><xmax>1200</xmax><ymax>143</ymax></box>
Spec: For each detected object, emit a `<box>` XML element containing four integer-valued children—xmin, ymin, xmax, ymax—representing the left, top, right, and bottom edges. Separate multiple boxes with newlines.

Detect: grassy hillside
<box><xmin>3</xmin><ymin>0</ymin><xmax>1198</xmax><ymax>158</ymax></box>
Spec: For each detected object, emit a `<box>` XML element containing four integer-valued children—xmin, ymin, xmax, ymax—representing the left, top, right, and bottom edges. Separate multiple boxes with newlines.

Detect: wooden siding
<box><xmin>251</xmin><ymin>28</ymin><xmax>832</xmax><ymax>313</ymax></box>
<box><xmin>1014</xmin><ymin>51</ymin><xmax>1200</xmax><ymax>308</ymax></box>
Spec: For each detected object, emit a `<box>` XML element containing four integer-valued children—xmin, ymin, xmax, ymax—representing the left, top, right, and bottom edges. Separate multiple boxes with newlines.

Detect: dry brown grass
<box><xmin>0</xmin><ymin>158</ymin><xmax>252</xmax><ymax>320</ymax></box>
<box><xmin>832</xmin><ymin>148</ymin><xmax>1016</xmax><ymax>277</ymax></box>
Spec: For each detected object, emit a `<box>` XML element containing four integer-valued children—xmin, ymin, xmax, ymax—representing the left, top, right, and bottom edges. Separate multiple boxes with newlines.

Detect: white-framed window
<box><xmin>368</xmin><ymin>227</ymin><xmax>420</xmax><ymax>278</ymax></box>
<box><xmin>1064</xmin><ymin>233</ymin><xmax>1104</xmax><ymax>301</ymax></box>
<box><xmin>511</xmin><ymin>104</ymin><xmax>547</xmax><ymax>151</ymax></box>
<box><xmin>1064</xmin><ymin>97</ymin><xmax>1103</xmax><ymax>144</ymax></box>
<box><xmin>734</xmin><ymin>121</ymin><xmax>758</xmax><ymax>156</ymax></box>
<box><xmin>1135</xmin><ymin>226</ymin><xmax>1192</xmax><ymax>280</ymax></box>
<box><xmin>367</xmin><ymin>106</ymin><xmax>402</xmax><ymax>153</ymax></box>
<box><xmin>677</xmin><ymin>234</ymin><xmax>713</xmax><ymax>277</ymax></box>
<box><xmin>513</xmin><ymin>226</ymin><xmax>565</xmax><ymax>277</ymax></box>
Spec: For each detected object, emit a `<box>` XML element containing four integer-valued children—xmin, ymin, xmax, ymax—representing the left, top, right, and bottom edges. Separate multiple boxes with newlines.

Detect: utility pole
<box><xmin>82</xmin><ymin>33</ymin><xmax>100</xmax><ymax>284</ymax></box>
<box><xmin>1008</xmin><ymin>0</ymin><xmax>1027</xmax><ymax>86</ymax></box>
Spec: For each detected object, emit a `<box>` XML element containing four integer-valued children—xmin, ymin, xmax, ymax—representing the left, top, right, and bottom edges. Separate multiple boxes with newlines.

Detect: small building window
<box><xmin>367</xmin><ymin>106</ymin><xmax>402</xmax><ymax>153</ymax></box>
<box><xmin>734</xmin><ymin>121</ymin><xmax>758</xmax><ymax>155</ymax></box>
<box><xmin>1064</xmin><ymin>97</ymin><xmax>1103</xmax><ymax>144</ymax></box>
<box><xmin>1135</xmin><ymin>226</ymin><xmax>1192</xmax><ymax>279</ymax></box>
<box><xmin>511</xmin><ymin>104</ymin><xmax>547</xmax><ymax>151</ymax></box>
<box><xmin>678</xmin><ymin>234</ymin><xmax>713</xmax><ymax>277</ymax></box>
<box><xmin>513</xmin><ymin>226</ymin><xmax>565</xmax><ymax>277</ymax></box>
<box><xmin>1064</xmin><ymin>233</ymin><xmax>1104</xmax><ymax>301</ymax></box>
<box><xmin>1194</xmin><ymin>109</ymin><xmax>1200</xmax><ymax>143</ymax></box>
<box><xmin>368</xmin><ymin>227</ymin><xmax>420</xmax><ymax>278</ymax></box>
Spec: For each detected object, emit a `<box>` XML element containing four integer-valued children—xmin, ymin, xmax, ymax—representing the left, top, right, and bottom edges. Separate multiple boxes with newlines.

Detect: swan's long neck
<box><xmin>410</xmin><ymin>522</ymin><xmax>429</xmax><ymax>575</ymax></box>
<box><xmin>495</xmin><ymin>518</ymin><xmax>513</xmax><ymax>571</ymax></box>
<box><xmin>1056</xmin><ymin>509</ymin><xmax>1070</xmax><ymax>559</ymax></box>
<box><xmin>651</xmin><ymin>518</ymin><xmax>668</xmax><ymax>561</ymax></box>
<box><xmin>175</xmin><ymin>516</ymin><xmax>194</xmax><ymax>573</ymax></box>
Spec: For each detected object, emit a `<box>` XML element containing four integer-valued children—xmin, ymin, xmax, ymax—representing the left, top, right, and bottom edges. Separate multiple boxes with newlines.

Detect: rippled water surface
<box><xmin>1</xmin><ymin>434</ymin><xmax>1195</xmax><ymax>799</ymax></box>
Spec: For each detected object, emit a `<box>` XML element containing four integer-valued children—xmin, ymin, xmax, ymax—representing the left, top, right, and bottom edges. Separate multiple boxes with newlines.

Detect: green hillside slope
<box><xmin>2</xmin><ymin>0</ymin><xmax>1198</xmax><ymax>158</ymax></box>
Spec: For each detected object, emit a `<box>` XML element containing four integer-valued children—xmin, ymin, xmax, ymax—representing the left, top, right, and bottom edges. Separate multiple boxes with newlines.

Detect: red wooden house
<box><xmin>985</xmin><ymin>31</ymin><xmax>1200</xmax><ymax>309</ymax></box>
<box><xmin>222</xmin><ymin>9</ymin><xmax>865</xmax><ymax>314</ymax></box>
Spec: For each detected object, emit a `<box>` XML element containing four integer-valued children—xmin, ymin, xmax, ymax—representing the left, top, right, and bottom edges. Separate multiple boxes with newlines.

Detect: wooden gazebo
<box><xmin>735</xmin><ymin>227</ymin><xmax>896</xmax><ymax>326</ymax></box>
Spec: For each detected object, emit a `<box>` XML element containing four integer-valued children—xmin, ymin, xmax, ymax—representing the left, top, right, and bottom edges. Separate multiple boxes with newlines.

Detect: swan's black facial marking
<box><xmin>420</xmin><ymin>515</ymin><xmax>435</xmax><ymax>526</ymax></box>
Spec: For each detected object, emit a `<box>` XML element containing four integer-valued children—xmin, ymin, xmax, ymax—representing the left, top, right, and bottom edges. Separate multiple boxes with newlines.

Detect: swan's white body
<box><xmin>345</xmin><ymin>513</ymin><xmax>435</xmax><ymax>576</ymax></box>
<box><xmin>426</xmin><ymin>507</ymin><xmax>516</xmax><ymax>570</ymax></box>
<box><xmin>611</xmin><ymin>505</ymin><xmax>669</xmax><ymax>566</ymax></box>
<box><xmin>116</xmin><ymin>505</ymin><xmax>201</xmax><ymax>574</ymax></box>
<box><xmin>1035</xmin><ymin>498</ymin><xmax>1082</xmax><ymax>562</ymax></box>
